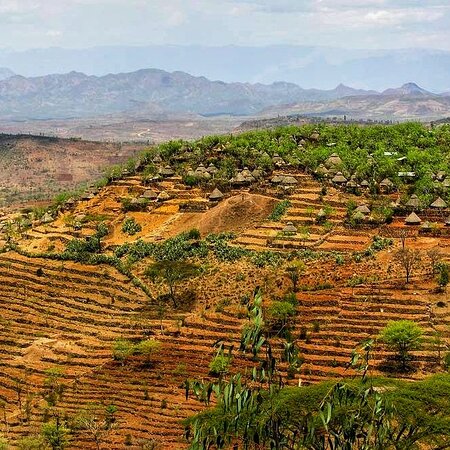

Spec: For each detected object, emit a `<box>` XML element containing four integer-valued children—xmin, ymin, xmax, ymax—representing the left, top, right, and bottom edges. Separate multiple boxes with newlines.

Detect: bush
<box><xmin>379</xmin><ymin>320</ymin><xmax>423</xmax><ymax>371</ymax></box>
<box><xmin>209</xmin><ymin>354</ymin><xmax>231</xmax><ymax>376</ymax></box>
<box><xmin>122</xmin><ymin>217</ymin><xmax>142</xmax><ymax>235</ymax></box>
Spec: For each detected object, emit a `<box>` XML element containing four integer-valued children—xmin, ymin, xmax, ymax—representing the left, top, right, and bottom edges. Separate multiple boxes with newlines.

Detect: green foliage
<box><xmin>268</xmin><ymin>200</ymin><xmax>291</xmax><ymax>221</ymax></box>
<box><xmin>17</xmin><ymin>435</ymin><xmax>47</xmax><ymax>450</ymax></box>
<box><xmin>379</xmin><ymin>320</ymin><xmax>423</xmax><ymax>370</ymax></box>
<box><xmin>122</xmin><ymin>217</ymin><xmax>142</xmax><ymax>235</ymax></box>
<box><xmin>209</xmin><ymin>354</ymin><xmax>231</xmax><ymax>376</ymax></box>
<box><xmin>112</xmin><ymin>339</ymin><xmax>161</xmax><ymax>364</ymax></box>
<box><xmin>437</xmin><ymin>262</ymin><xmax>449</xmax><ymax>288</ymax></box>
<box><xmin>41</xmin><ymin>420</ymin><xmax>70</xmax><ymax>450</ymax></box>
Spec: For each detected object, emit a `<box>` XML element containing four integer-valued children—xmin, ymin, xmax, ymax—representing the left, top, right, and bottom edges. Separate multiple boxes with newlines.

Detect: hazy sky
<box><xmin>1</xmin><ymin>0</ymin><xmax>449</xmax><ymax>51</ymax></box>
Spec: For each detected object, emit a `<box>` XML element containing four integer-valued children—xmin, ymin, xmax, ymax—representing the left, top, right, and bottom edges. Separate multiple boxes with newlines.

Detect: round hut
<box><xmin>405</xmin><ymin>212</ymin><xmax>421</xmax><ymax>225</ymax></box>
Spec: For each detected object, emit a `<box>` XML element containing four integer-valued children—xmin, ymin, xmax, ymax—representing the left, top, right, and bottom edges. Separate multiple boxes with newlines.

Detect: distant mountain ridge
<box><xmin>0</xmin><ymin>67</ymin><xmax>14</xmax><ymax>81</ymax></box>
<box><xmin>0</xmin><ymin>68</ymin><xmax>377</xmax><ymax>120</ymax></box>
<box><xmin>1</xmin><ymin>45</ymin><xmax>450</xmax><ymax>92</ymax></box>
<box><xmin>0</xmin><ymin>68</ymin><xmax>447</xmax><ymax>121</ymax></box>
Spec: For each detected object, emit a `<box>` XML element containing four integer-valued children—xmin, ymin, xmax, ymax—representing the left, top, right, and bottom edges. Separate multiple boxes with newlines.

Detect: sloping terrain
<box><xmin>0</xmin><ymin>134</ymin><xmax>145</xmax><ymax>209</ymax></box>
<box><xmin>0</xmin><ymin>160</ymin><xmax>448</xmax><ymax>448</ymax></box>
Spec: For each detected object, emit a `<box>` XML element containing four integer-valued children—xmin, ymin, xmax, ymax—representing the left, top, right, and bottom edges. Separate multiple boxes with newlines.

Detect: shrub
<box><xmin>379</xmin><ymin>320</ymin><xmax>423</xmax><ymax>371</ymax></box>
<box><xmin>209</xmin><ymin>354</ymin><xmax>231</xmax><ymax>376</ymax></box>
<box><xmin>122</xmin><ymin>217</ymin><xmax>142</xmax><ymax>235</ymax></box>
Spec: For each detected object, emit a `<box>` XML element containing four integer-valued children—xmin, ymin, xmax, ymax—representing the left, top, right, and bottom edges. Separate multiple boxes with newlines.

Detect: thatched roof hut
<box><xmin>316</xmin><ymin>164</ymin><xmax>329</xmax><ymax>176</ymax></box>
<box><xmin>360</xmin><ymin>180</ymin><xmax>370</xmax><ymax>188</ymax></box>
<box><xmin>282</xmin><ymin>222</ymin><xmax>297</xmax><ymax>234</ymax></box>
<box><xmin>442</xmin><ymin>178</ymin><xmax>450</xmax><ymax>189</ymax></box>
<box><xmin>157</xmin><ymin>191</ymin><xmax>171</xmax><ymax>201</ymax></box>
<box><xmin>325</xmin><ymin>153</ymin><xmax>342</xmax><ymax>167</ymax></box>
<box><xmin>332</xmin><ymin>172</ymin><xmax>347</xmax><ymax>184</ymax></box>
<box><xmin>159</xmin><ymin>165</ymin><xmax>175</xmax><ymax>177</ymax></box>
<box><xmin>141</xmin><ymin>190</ymin><xmax>158</xmax><ymax>200</ymax></box>
<box><xmin>405</xmin><ymin>212</ymin><xmax>421</xmax><ymax>225</ymax></box>
<box><xmin>206</xmin><ymin>163</ymin><xmax>218</xmax><ymax>174</ymax></box>
<box><xmin>436</xmin><ymin>170</ymin><xmax>446</xmax><ymax>181</ymax></box>
<box><xmin>355</xmin><ymin>204</ymin><xmax>371</xmax><ymax>215</ymax></box>
<box><xmin>271</xmin><ymin>175</ymin><xmax>284</xmax><ymax>184</ymax></box>
<box><xmin>209</xmin><ymin>188</ymin><xmax>224</xmax><ymax>201</ymax></box>
<box><xmin>346</xmin><ymin>178</ymin><xmax>357</xmax><ymax>189</ymax></box>
<box><xmin>281</xmin><ymin>176</ymin><xmax>298</xmax><ymax>186</ymax></box>
<box><xmin>379</xmin><ymin>178</ymin><xmax>394</xmax><ymax>191</ymax></box>
<box><xmin>152</xmin><ymin>154</ymin><xmax>162</xmax><ymax>164</ymax></box>
<box><xmin>431</xmin><ymin>197</ymin><xmax>447</xmax><ymax>209</ymax></box>
<box><xmin>405</xmin><ymin>194</ymin><xmax>420</xmax><ymax>209</ymax></box>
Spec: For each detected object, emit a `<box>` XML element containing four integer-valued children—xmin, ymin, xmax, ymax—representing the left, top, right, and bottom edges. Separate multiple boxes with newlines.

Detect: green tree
<box><xmin>42</xmin><ymin>419</ymin><xmax>70</xmax><ymax>450</ymax></box>
<box><xmin>379</xmin><ymin>320</ymin><xmax>423</xmax><ymax>370</ymax></box>
<box><xmin>145</xmin><ymin>261</ymin><xmax>199</xmax><ymax>307</ymax></box>
<box><xmin>437</xmin><ymin>263</ymin><xmax>449</xmax><ymax>290</ymax></box>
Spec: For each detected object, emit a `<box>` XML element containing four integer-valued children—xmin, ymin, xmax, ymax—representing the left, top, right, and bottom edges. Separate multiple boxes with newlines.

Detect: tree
<box><xmin>394</xmin><ymin>248</ymin><xmax>421</xmax><ymax>283</ymax></box>
<box><xmin>285</xmin><ymin>261</ymin><xmax>305</xmax><ymax>292</ymax></box>
<box><xmin>379</xmin><ymin>320</ymin><xmax>423</xmax><ymax>370</ymax></box>
<box><xmin>74</xmin><ymin>404</ymin><xmax>118</xmax><ymax>450</ymax></box>
<box><xmin>145</xmin><ymin>261</ymin><xmax>199</xmax><ymax>307</ymax></box>
<box><xmin>437</xmin><ymin>263</ymin><xmax>449</xmax><ymax>291</ymax></box>
<box><xmin>42</xmin><ymin>419</ymin><xmax>70</xmax><ymax>450</ymax></box>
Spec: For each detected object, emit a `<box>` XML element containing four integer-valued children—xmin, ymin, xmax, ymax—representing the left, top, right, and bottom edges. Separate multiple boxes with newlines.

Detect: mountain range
<box><xmin>0</xmin><ymin>68</ymin><xmax>449</xmax><ymax>121</ymax></box>
<box><xmin>1</xmin><ymin>45</ymin><xmax>450</xmax><ymax>92</ymax></box>
<box><xmin>0</xmin><ymin>67</ymin><xmax>14</xmax><ymax>81</ymax></box>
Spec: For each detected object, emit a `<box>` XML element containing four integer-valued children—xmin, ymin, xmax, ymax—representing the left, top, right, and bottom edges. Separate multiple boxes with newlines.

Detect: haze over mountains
<box><xmin>1</xmin><ymin>45</ymin><xmax>450</xmax><ymax>92</ymax></box>
<box><xmin>0</xmin><ymin>67</ymin><xmax>449</xmax><ymax>122</ymax></box>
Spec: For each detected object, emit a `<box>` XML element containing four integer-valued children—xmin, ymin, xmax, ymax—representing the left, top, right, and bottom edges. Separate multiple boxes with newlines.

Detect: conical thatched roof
<box><xmin>436</xmin><ymin>170</ymin><xmax>446</xmax><ymax>181</ymax></box>
<box><xmin>282</xmin><ymin>222</ymin><xmax>297</xmax><ymax>234</ymax></box>
<box><xmin>316</xmin><ymin>164</ymin><xmax>329</xmax><ymax>176</ymax></box>
<box><xmin>442</xmin><ymin>178</ymin><xmax>450</xmax><ymax>188</ymax></box>
<box><xmin>271</xmin><ymin>175</ymin><xmax>284</xmax><ymax>184</ymax></box>
<box><xmin>355</xmin><ymin>204</ymin><xmax>371</xmax><ymax>215</ymax></box>
<box><xmin>421</xmin><ymin>221</ymin><xmax>432</xmax><ymax>230</ymax></box>
<box><xmin>332</xmin><ymin>172</ymin><xmax>347</xmax><ymax>184</ymax></box>
<box><xmin>241</xmin><ymin>167</ymin><xmax>255</xmax><ymax>182</ymax></box>
<box><xmin>195</xmin><ymin>163</ymin><xmax>207</xmax><ymax>173</ymax></box>
<box><xmin>152</xmin><ymin>154</ymin><xmax>162</xmax><ymax>163</ymax></box>
<box><xmin>360</xmin><ymin>180</ymin><xmax>370</xmax><ymax>187</ymax></box>
<box><xmin>206</xmin><ymin>163</ymin><xmax>218</xmax><ymax>174</ymax></box>
<box><xmin>209</xmin><ymin>188</ymin><xmax>224</xmax><ymax>201</ymax></box>
<box><xmin>431</xmin><ymin>197</ymin><xmax>447</xmax><ymax>208</ymax></box>
<box><xmin>157</xmin><ymin>191</ymin><xmax>170</xmax><ymax>201</ymax></box>
<box><xmin>41</xmin><ymin>212</ymin><xmax>54</xmax><ymax>224</ymax></box>
<box><xmin>232</xmin><ymin>172</ymin><xmax>247</xmax><ymax>185</ymax></box>
<box><xmin>405</xmin><ymin>194</ymin><xmax>420</xmax><ymax>208</ymax></box>
<box><xmin>346</xmin><ymin>179</ymin><xmax>357</xmax><ymax>188</ymax></box>
<box><xmin>281</xmin><ymin>176</ymin><xmax>298</xmax><ymax>185</ymax></box>
<box><xmin>325</xmin><ymin>153</ymin><xmax>342</xmax><ymax>167</ymax></box>
<box><xmin>141</xmin><ymin>190</ymin><xmax>158</xmax><ymax>200</ymax></box>
<box><xmin>159</xmin><ymin>165</ymin><xmax>175</xmax><ymax>176</ymax></box>
<box><xmin>405</xmin><ymin>212</ymin><xmax>421</xmax><ymax>225</ymax></box>
<box><xmin>380</xmin><ymin>178</ymin><xmax>394</xmax><ymax>188</ymax></box>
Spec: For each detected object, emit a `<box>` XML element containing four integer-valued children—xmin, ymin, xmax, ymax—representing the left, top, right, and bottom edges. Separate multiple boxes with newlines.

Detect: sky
<box><xmin>0</xmin><ymin>0</ymin><xmax>449</xmax><ymax>51</ymax></box>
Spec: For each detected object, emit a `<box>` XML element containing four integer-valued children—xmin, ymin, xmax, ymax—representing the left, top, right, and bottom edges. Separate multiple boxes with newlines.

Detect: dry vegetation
<box><xmin>0</xmin><ymin>123</ymin><xmax>448</xmax><ymax>448</ymax></box>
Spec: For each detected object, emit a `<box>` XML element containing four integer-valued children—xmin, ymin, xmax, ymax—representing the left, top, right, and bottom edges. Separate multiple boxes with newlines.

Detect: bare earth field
<box><xmin>0</xmin><ymin>115</ymin><xmax>245</xmax><ymax>143</ymax></box>
<box><xmin>0</xmin><ymin>134</ymin><xmax>146</xmax><ymax>209</ymax></box>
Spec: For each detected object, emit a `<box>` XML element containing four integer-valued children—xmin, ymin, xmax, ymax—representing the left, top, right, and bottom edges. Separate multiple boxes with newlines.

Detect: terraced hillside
<box><xmin>0</xmin><ymin>123</ymin><xmax>449</xmax><ymax>448</ymax></box>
